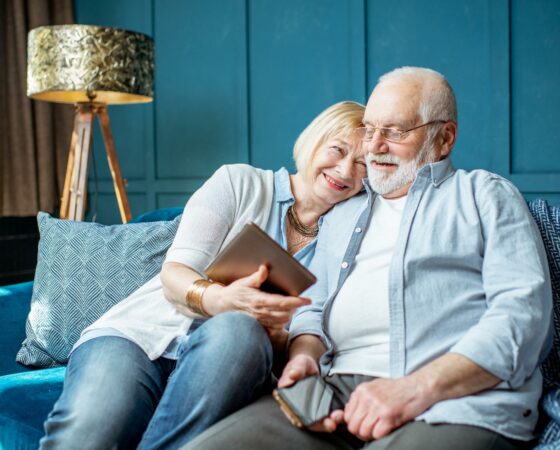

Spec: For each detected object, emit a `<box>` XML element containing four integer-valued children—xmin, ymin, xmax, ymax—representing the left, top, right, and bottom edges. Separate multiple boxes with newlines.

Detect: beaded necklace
<box><xmin>287</xmin><ymin>204</ymin><xmax>319</xmax><ymax>237</ymax></box>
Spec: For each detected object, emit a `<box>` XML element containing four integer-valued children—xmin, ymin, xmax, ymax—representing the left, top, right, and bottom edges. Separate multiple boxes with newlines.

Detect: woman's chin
<box><xmin>315</xmin><ymin>188</ymin><xmax>351</xmax><ymax>207</ymax></box>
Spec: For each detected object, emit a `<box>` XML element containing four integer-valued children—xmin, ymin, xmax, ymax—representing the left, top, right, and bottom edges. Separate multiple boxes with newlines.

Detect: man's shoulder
<box><xmin>450</xmin><ymin>168</ymin><xmax>520</xmax><ymax>196</ymax></box>
<box><xmin>446</xmin><ymin>168</ymin><xmax>527</xmax><ymax>214</ymax></box>
<box><xmin>452</xmin><ymin>167</ymin><xmax>507</xmax><ymax>182</ymax></box>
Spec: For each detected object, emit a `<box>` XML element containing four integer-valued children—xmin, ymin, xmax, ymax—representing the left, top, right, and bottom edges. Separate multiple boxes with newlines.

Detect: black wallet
<box><xmin>272</xmin><ymin>375</ymin><xmax>335</xmax><ymax>428</ymax></box>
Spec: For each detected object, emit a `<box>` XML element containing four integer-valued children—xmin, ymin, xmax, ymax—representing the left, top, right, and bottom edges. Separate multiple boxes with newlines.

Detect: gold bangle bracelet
<box><xmin>185</xmin><ymin>279</ymin><xmax>213</xmax><ymax>317</ymax></box>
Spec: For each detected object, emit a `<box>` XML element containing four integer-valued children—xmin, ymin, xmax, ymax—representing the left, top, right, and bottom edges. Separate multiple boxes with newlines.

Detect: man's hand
<box><xmin>278</xmin><ymin>353</ymin><xmax>320</xmax><ymax>388</ymax></box>
<box><xmin>308</xmin><ymin>377</ymin><xmax>431</xmax><ymax>437</ymax></box>
<box><xmin>277</xmin><ymin>354</ymin><xmax>343</xmax><ymax>433</ymax></box>
<box><xmin>342</xmin><ymin>377</ymin><xmax>433</xmax><ymax>441</ymax></box>
<box><xmin>327</xmin><ymin>353</ymin><xmax>500</xmax><ymax>441</ymax></box>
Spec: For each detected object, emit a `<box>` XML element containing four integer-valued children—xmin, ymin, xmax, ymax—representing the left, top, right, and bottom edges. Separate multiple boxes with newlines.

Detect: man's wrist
<box><xmin>288</xmin><ymin>334</ymin><xmax>325</xmax><ymax>359</ymax></box>
<box><xmin>405</xmin><ymin>369</ymin><xmax>440</xmax><ymax>408</ymax></box>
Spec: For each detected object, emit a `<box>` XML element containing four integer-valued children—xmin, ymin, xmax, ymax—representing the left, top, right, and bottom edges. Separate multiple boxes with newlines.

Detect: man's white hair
<box><xmin>378</xmin><ymin>67</ymin><xmax>457</xmax><ymax>141</ymax></box>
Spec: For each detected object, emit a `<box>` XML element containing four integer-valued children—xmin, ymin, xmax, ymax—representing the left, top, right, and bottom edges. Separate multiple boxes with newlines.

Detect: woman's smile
<box><xmin>323</xmin><ymin>173</ymin><xmax>349</xmax><ymax>191</ymax></box>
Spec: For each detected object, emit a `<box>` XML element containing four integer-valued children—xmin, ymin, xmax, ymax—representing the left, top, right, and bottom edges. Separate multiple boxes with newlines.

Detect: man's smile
<box><xmin>369</xmin><ymin>160</ymin><xmax>398</xmax><ymax>172</ymax></box>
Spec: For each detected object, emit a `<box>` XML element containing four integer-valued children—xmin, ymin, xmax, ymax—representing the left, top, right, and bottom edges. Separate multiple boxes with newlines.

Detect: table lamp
<box><xmin>27</xmin><ymin>25</ymin><xmax>154</xmax><ymax>223</ymax></box>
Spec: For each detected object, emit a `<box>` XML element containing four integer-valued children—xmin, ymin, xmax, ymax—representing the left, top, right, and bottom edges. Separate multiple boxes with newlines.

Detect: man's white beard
<box><xmin>366</xmin><ymin>138</ymin><xmax>438</xmax><ymax>195</ymax></box>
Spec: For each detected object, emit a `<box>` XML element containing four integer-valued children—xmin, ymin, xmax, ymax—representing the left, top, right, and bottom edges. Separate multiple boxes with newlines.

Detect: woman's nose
<box><xmin>337</xmin><ymin>156</ymin><xmax>354</xmax><ymax>177</ymax></box>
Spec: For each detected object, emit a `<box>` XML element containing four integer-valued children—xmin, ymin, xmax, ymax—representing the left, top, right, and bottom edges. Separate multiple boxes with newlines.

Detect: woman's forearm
<box><xmin>161</xmin><ymin>262</ymin><xmax>310</xmax><ymax>328</ymax></box>
<box><xmin>160</xmin><ymin>261</ymin><xmax>225</xmax><ymax>318</ymax></box>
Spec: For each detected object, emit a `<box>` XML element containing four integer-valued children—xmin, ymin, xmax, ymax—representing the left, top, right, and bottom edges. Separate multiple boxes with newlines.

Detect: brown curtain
<box><xmin>0</xmin><ymin>0</ymin><xmax>74</xmax><ymax>217</ymax></box>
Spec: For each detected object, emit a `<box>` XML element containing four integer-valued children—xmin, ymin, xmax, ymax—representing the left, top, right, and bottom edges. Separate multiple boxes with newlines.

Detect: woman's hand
<box><xmin>161</xmin><ymin>262</ymin><xmax>310</xmax><ymax>324</ymax></box>
<box><xmin>203</xmin><ymin>265</ymin><xmax>311</xmax><ymax>328</ymax></box>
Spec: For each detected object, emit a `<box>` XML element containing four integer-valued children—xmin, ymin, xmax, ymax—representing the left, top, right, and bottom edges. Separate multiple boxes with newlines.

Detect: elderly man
<box><xmin>183</xmin><ymin>67</ymin><xmax>552</xmax><ymax>450</ymax></box>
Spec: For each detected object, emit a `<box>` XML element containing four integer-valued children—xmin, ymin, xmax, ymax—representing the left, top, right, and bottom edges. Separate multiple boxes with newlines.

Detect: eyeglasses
<box><xmin>356</xmin><ymin>120</ymin><xmax>446</xmax><ymax>143</ymax></box>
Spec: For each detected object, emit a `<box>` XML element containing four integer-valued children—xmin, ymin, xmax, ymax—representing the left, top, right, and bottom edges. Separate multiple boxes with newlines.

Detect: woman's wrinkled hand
<box><xmin>204</xmin><ymin>265</ymin><xmax>311</xmax><ymax>328</ymax></box>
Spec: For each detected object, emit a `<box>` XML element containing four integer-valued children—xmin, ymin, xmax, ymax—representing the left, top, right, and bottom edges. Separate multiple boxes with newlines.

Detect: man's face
<box><xmin>362</xmin><ymin>80</ymin><xmax>439</xmax><ymax>199</ymax></box>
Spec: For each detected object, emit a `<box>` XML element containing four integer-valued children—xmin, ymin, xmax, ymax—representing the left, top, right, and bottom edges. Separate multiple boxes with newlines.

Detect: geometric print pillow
<box><xmin>16</xmin><ymin>212</ymin><xmax>181</xmax><ymax>368</ymax></box>
<box><xmin>528</xmin><ymin>200</ymin><xmax>560</xmax><ymax>390</ymax></box>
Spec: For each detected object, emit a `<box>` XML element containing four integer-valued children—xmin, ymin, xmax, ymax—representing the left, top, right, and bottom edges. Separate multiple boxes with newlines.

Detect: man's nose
<box><xmin>363</xmin><ymin>134</ymin><xmax>388</xmax><ymax>154</ymax></box>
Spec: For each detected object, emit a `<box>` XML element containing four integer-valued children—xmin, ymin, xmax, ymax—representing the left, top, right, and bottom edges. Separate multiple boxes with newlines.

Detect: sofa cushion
<box><xmin>528</xmin><ymin>200</ymin><xmax>560</xmax><ymax>390</ymax></box>
<box><xmin>0</xmin><ymin>282</ymin><xmax>34</xmax><ymax>377</ymax></box>
<box><xmin>16</xmin><ymin>212</ymin><xmax>181</xmax><ymax>368</ymax></box>
<box><xmin>0</xmin><ymin>367</ymin><xmax>65</xmax><ymax>450</ymax></box>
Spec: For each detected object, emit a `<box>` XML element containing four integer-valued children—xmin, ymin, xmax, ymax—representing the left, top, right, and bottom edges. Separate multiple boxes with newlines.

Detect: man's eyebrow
<box><xmin>362</xmin><ymin>119</ymin><xmax>413</xmax><ymax>130</ymax></box>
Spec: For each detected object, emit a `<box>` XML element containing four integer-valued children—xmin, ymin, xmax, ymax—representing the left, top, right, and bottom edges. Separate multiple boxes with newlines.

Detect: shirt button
<box><xmin>355</xmin><ymin>227</ymin><xmax>362</xmax><ymax>233</ymax></box>
<box><xmin>341</xmin><ymin>262</ymin><xmax>349</xmax><ymax>269</ymax></box>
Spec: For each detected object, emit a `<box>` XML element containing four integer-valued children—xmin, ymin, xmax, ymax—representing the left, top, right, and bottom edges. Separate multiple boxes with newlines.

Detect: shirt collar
<box><xmin>273</xmin><ymin>167</ymin><xmax>294</xmax><ymax>203</ymax></box>
<box><xmin>416</xmin><ymin>157</ymin><xmax>455</xmax><ymax>187</ymax></box>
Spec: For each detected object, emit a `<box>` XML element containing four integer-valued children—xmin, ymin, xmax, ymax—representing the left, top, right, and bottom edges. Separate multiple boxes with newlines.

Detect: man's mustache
<box><xmin>366</xmin><ymin>154</ymin><xmax>401</xmax><ymax>165</ymax></box>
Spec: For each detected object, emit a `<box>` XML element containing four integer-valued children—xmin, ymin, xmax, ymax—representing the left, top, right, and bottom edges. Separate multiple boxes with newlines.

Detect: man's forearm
<box><xmin>277</xmin><ymin>334</ymin><xmax>327</xmax><ymax>387</ymax></box>
<box><xmin>288</xmin><ymin>334</ymin><xmax>326</xmax><ymax>363</ymax></box>
<box><xmin>408</xmin><ymin>352</ymin><xmax>501</xmax><ymax>406</ymax></box>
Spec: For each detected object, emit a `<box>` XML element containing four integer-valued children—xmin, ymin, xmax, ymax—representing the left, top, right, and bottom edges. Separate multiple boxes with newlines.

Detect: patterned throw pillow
<box><xmin>16</xmin><ymin>212</ymin><xmax>181</xmax><ymax>368</ymax></box>
<box><xmin>536</xmin><ymin>389</ymin><xmax>560</xmax><ymax>449</ymax></box>
<box><xmin>528</xmin><ymin>200</ymin><xmax>560</xmax><ymax>390</ymax></box>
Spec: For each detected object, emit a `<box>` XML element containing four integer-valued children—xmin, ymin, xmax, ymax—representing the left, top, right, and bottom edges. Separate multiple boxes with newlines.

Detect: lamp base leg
<box><xmin>59</xmin><ymin>103</ymin><xmax>132</xmax><ymax>223</ymax></box>
<box><xmin>98</xmin><ymin>106</ymin><xmax>132</xmax><ymax>224</ymax></box>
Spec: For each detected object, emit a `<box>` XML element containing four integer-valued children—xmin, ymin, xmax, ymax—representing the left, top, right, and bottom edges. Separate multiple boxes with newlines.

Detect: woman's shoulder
<box><xmin>215</xmin><ymin>164</ymin><xmax>274</xmax><ymax>190</ymax></box>
<box><xmin>218</xmin><ymin>163</ymin><xmax>272</xmax><ymax>178</ymax></box>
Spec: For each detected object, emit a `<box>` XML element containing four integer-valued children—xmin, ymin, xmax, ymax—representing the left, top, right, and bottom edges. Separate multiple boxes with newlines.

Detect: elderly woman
<box><xmin>40</xmin><ymin>101</ymin><xmax>367</xmax><ymax>450</ymax></box>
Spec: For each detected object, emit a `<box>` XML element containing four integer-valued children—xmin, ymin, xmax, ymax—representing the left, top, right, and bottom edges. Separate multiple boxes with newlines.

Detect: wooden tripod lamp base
<box><xmin>60</xmin><ymin>103</ymin><xmax>132</xmax><ymax>223</ymax></box>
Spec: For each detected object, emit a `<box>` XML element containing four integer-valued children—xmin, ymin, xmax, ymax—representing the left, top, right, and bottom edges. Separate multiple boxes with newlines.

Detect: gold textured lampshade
<box><xmin>27</xmin><ymin>24</ymin><xmax>154</xmax><ymax>105</ymax></box>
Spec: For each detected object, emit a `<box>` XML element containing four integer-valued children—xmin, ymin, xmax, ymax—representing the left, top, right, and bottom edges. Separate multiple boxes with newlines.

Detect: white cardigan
<box><xmin>78</xmin><ymin>164</ymin><xmax>275</xmax><ymax>360</ymax></box>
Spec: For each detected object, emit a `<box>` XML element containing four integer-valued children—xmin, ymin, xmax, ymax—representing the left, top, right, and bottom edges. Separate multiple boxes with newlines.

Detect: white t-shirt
<box><xmin>328</xmin><ymin>194</ymin><xmax>406</xmax><ymax>377</ymax></box>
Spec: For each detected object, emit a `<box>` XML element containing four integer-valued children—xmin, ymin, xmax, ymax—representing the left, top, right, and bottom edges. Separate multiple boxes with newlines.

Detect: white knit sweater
<box><xmin>78</xmin><ymin>164</ymin><xmax>275</xmax><ymax>360</ymax></box>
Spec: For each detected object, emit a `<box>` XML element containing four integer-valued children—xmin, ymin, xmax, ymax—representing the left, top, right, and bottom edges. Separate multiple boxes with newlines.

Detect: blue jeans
<box><xmin>39</xmin><ymin>312</ymin><xmax>274</xmax><ymax>450</ymax></box>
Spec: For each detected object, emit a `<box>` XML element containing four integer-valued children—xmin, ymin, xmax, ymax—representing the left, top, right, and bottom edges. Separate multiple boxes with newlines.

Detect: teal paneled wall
<box><xmin>75</xmin><ymin>0</ymin><xmax>560</xmax><ymax>223</ymax></box>
<box><xmin>249</xmin><ymin>0</ymin><xmax>366</xmax><ymax>170</ymax></box>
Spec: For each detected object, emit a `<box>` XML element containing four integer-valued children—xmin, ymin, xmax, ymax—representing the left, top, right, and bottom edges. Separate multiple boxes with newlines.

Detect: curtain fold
<box><xmin>0</xmin><ymin>0</ymin><xmax>74</xmax><ymax>216</ymax></box>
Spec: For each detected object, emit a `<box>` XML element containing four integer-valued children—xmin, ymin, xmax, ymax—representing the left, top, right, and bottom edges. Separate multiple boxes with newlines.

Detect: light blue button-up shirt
<box><xmin>264</xmin><ymin>167</ymin><xmax>321</xmax><ymax>268</ymax></box>
<box><xmin>289</xmin><ymin>158</ymin><xmax>553</xmax><ymax>441</ymax></box>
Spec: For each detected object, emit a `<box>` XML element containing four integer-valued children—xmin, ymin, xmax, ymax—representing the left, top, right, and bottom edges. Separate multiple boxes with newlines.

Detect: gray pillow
<box><xmin>16</xmin><ymin>212</ymin><xmax>181</xmax><ymax>368</ymax></box>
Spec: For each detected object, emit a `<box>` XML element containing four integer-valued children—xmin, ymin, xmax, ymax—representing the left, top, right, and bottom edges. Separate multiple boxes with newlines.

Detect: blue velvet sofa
<box><xmin>0</xmin><ymin>202</ymin><xmax>559</xmax><ymax>450</ymax></box>
<box><xmin>0</xmin><ymin>207</ymin><xmax>183</xmax><ymax>449</ymax></box>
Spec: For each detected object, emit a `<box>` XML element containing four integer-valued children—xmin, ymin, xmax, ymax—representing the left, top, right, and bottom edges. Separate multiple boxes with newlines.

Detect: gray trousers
<box><xmin>182</xmin><ymin>374</ymin><xmax>526</xmax><ymax>450</ymax></box>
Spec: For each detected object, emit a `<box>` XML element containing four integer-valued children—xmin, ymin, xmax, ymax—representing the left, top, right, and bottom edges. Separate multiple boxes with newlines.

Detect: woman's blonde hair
<box><xmin>293</xmin><ymin>101</ymin><xmax>365</xmax><ymax>180</ymax></box>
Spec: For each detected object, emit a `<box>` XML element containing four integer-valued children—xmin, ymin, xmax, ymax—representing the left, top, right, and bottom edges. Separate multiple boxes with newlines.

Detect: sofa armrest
<box><xmin>0</xmin><ymin>282</ymin><xmax>34</xmax><ymax>376</ymax></box>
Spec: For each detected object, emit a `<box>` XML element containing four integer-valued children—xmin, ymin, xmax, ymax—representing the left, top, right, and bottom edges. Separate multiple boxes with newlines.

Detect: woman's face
<box><xmin>308</xmin><ymin>134</ymin><xmax>367</xmax><ymax>207</ymax></box>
